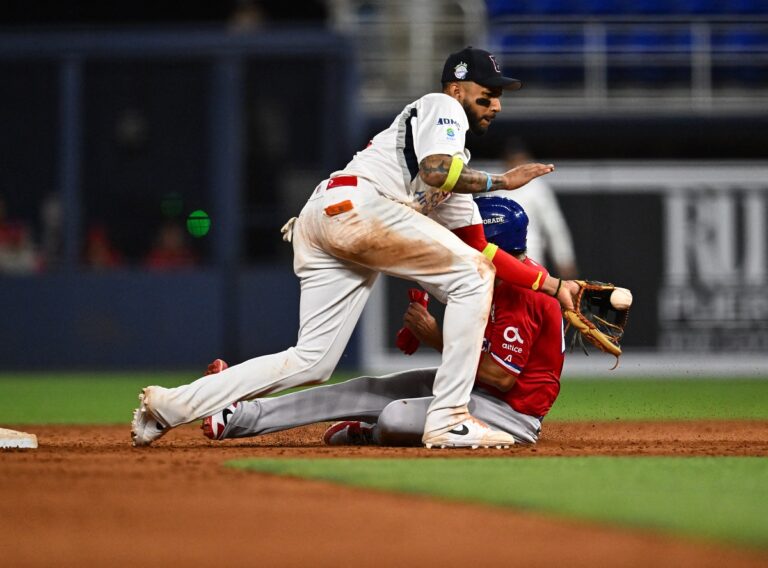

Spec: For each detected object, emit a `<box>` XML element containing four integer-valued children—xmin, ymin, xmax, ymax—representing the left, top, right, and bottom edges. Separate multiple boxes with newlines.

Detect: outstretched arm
<box><xmin>419</xmin><ymin>154</ymin><xmax>554</xmax><ymax>194</ymax></box>
<box><xmin>453</xmin><ymin>223</ymin><xmax>577</xmax><ymax>311</ymax></box>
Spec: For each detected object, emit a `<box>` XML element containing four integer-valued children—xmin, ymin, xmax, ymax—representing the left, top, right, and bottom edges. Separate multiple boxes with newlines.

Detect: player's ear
<box><xmin>443</xmin><ymin>81</ymin><xmax>461</xmax><ymax>100</ymax></box>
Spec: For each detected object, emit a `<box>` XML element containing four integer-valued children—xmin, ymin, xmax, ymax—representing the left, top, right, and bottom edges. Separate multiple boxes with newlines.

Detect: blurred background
<box><xmin>0</xmin><ymin>0</ymin><xmax>766</xmax><ymax>375</ymax></box>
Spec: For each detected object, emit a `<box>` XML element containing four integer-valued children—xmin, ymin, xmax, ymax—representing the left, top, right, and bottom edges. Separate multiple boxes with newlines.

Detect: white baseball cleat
<box><xmin>422</xmin><ymin>416</ymin><xmax>515</xmax><ymax>449</ymax></box>
<box><xmin>131</xmin><ymin>387</ymin><xmax>170</xmax><ymax>447</ymax></box>
<box><xmin>200</xmin><ymin>358</ymin><xmax>236</xmax><ymax>440</ymax></box>
<box><xmin>201</xmin><ymin>402</ymin><xmax>239</xmax><ymax>440</ymax></box>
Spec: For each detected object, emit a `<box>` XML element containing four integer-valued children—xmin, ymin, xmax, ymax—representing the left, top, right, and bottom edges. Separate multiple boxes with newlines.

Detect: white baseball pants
<box><xmin>147</xmin><ymin>177</ymin><xmax>494</xmax><ymax>437</ymax></box>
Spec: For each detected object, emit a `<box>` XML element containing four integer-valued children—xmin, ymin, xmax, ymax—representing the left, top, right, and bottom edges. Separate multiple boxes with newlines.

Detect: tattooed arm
<box><xmin>418</xmin><ymin>154</ymin><xmax>554</xmax><ymax>194</ymax></box>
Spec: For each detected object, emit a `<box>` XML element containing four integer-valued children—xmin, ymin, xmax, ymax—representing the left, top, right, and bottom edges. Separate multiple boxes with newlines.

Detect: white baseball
<box><xmin>610</xmin><ymin>287</ymin><xmax>633</xmax><ymax>310</ymax></box>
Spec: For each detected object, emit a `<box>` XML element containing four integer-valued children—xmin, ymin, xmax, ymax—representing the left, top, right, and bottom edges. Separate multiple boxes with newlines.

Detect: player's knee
<box><xmin>288</xmin><ymin>345</ymin><xmax>338</xmax><ymax>384</ymax></box>
<box><xmin>377</xmin><ymin>400</ymin><xmax>424</xmax><ymax>446</ymax></box>
<box><xmin>305</xmin><ymin>357</ymin><xmax>336</xmax><ymax>384</ymax></box>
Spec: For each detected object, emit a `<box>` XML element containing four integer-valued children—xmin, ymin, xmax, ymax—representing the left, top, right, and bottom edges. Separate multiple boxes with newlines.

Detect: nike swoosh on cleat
<box><xmin>222</xmin><ymin>408</ymin><xmax>234</xmax><ymax>424</ymax></box>
<box><xmin>448</xmin><ymin>424</ymin><xmax>469</xmax><ymax>436</ymax></box>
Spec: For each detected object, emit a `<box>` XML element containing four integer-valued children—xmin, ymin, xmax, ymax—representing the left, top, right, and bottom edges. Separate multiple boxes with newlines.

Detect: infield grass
<box><xmin>546</xmin><ymin>378</ymin><xmax>768</xmax><ymax>421</ymax></box>
<box><xmin>0</xmin><ymin>374</ymin><xmax>767</xmax><ymax>423</ymax></box>
<box><xmin>228</xmin><ymin>456</ymin><xmax>768</xmax><ymax>548</ymax></box>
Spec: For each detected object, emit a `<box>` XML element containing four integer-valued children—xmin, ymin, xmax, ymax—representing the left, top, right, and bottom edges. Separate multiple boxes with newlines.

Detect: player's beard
<box><xmin>463</xmin><ymin>100</ymin><xmax>488</xmax><ymax>136</ymax></box>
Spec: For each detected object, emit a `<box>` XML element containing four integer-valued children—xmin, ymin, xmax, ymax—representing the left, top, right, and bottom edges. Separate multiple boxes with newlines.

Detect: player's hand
<box><xmin>395</xmin><ymin>288</ymin><xmax>430</xmax><ymax>355</ymax></box>
<box><xmin>502</xmin><ymin>162</ymin><xmax>554</xmax><ymax>190</ymax></box>
<box><xmin>403</xmin><ymin>304</ymin><xmax>443</xmax><ymax>352</ymax></box>
<box><xmin>557</xmin><ymin>280</ymin><xmax>580</xmax><ymax>311</ymax></box>
<box><xmin>541</xmin><ymin>275</ymin><xmax>577</xmax><ymax>311</ymax></box>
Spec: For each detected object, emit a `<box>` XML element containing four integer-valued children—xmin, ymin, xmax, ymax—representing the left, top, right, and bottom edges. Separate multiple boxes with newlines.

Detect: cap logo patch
<box><xmin>454</xmin><ymin>62</ymin><xmax>468</xmax><ymax>79</ymax></box>
<box><xmin>488</xmin><ymin>54</ymin><xmax>501</xmax><ymax>73</ymax></box>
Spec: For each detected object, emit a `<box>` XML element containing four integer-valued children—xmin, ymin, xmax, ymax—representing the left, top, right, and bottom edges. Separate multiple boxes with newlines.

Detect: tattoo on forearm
<box><xmin>419</xmin><ymin>156</ymin><xmax>505</xmax><ymax>193</ymax></box>
<box><xmin>419</xmin><ymin>155</ymin><xmax>450</xmax><ymax>179</ymax></box>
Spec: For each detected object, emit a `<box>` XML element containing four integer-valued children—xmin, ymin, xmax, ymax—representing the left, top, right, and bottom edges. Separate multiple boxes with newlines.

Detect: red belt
<box><xmin>327</xmin><ymin>175</ymin><xmax>357</xmax><ymax>189</ymax></box>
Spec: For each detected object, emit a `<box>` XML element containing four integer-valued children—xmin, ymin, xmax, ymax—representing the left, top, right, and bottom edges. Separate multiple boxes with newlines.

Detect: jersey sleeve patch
<box><xmin>414</xmin><ymin>95</ymin><xmax>467</xmax><ymax>160</ymax></box>
<box><xmin>490</xmin><ymin>351</ymin><xmax>522</xmax><ymax>375</ymax></box>
<box><xmin>436</xmin><ymin>118</ymin><xmax>462</xmax><ymax>142</ymax></box>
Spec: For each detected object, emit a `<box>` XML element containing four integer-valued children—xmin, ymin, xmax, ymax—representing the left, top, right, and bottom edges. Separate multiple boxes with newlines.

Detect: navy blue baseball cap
<box><xmin>441</xmin><ymin>47</ymin><xmax>522</xmax><ymax>91</ymax></box>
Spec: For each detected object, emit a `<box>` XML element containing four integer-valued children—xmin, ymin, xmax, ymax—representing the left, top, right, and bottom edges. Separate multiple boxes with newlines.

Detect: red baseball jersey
<box><xmin>475</xmin><ymin>257</ymin><xmax>565</xmax><ymax>417</ymax></box>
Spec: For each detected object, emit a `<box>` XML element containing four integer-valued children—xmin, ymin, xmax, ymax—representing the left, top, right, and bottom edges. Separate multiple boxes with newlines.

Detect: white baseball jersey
<box><xmin>333</xmin><ymin>93</ymin><xmax>477</xmax><ymax>227</ymax></box>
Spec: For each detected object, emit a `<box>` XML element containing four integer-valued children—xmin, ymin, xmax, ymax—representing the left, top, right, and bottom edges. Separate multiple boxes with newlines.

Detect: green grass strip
<box><xmin>228</xmin><ymin>456</ymin><xmax>768</xmax><ymax>548</ymax></box>
<box><xmin>547</xmin><ymin>379</ymin><xmax>768</xmax><ymax>420</ymax></box>
<box><xmin>0</xmin><ymin>372</ymin><xmax>192</xmax><ymax>424</ymax></box>
<box><xmin>0</xmin><ymin>371</ymin><xmax>356</xmax><ymax>424</ymax></box>
<box><xmin>0</xmin><ymin>375</ymin><xmax>766</xmax><ymax>424</ymax></box>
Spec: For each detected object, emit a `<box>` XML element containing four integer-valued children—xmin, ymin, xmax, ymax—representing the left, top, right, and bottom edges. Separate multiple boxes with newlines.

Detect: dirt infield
<box><xmin>1</xmin><ymin>420</ymin><xmax>767</xmax><ymax>568</ymax></box>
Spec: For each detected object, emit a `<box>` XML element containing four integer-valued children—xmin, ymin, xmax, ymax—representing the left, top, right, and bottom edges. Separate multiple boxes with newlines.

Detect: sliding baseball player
<box><xmin>132</xmin><ymin>47</ymin><xmax>575</xmax><ymax>449</ymax></box>
<box><xmin>202</xmin><ymin>196</ymin><xmax>565</xmax><ymax>447</ymax></box>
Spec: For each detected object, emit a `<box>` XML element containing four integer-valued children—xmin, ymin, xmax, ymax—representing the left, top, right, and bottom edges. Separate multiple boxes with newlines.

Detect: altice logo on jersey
<box><xmin>503</xmin><ymin>326</ymin><xmax>524</xmax><ymax>353</ymax></box>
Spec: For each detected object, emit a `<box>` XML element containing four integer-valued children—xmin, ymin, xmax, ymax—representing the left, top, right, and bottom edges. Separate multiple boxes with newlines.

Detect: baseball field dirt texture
<box><xmin>1</xmin><ymin>374</ymin><xmax>766</xmax><ymax>567</ymax></box>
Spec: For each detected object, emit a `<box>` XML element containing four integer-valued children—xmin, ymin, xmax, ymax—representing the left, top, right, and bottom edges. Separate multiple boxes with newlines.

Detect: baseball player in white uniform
<box><xmin>132</xmin><ymin>46</ymin><xmax>577</xmax><ymax>449</ymax></box>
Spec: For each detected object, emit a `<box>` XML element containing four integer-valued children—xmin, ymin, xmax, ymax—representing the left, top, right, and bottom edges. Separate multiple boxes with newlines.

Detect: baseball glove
<box><xmin>562</xmin><ymin>280</ymin><xmax>631</xmax><ymax>369</ymax></box>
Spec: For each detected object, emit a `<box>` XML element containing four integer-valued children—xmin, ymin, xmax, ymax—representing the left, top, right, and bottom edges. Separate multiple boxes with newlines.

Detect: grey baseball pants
<box><xmin>221</xmin><ymin>368</ymin><xmax>542</xmax><ymax>445</ymax></box>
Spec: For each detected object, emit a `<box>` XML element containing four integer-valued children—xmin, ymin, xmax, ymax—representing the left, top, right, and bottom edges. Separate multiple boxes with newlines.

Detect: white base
<box><xmin>0</xmin><ymin>428</ymin><xmax>38</xmax><ymax>449</ymax></box>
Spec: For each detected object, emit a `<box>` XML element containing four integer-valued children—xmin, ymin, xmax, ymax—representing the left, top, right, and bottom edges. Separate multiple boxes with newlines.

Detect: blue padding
<box><xmin>530</xmin><ymin>28</ymin><xmax>586</xmax><ymax>51</ymax></box>
<box><xmin>580</xmin><ymin>0</ymin><xmax>627</xmax><ymax>14</ymax></box>
<box><xmin>677</xmin><ymin>0</ymin><xmax>731</xmax><ymax>14</ymax></box>
<box><xmin>607</xmin><ymin>28</ymin><xmax>692</xmax><ymax>52</ymax></box>
<box><xmin>631</xmin><ymin>0</ymin><xmax>682</xmax><ymax>14</ymax></box>
<box><xmin>606</xmin><ymin>27</ymin><xmax>692</xmax><ymax>86</ymax></box>
<box><xmin>486</xmin><ymin>0</ymin><xmax>526</xmax><ymax>17</ymax></box>
<box><xmin>729</xmin><ymin>0</ymin><xmax>768</xmax><ymax>14</ymax></box>
<box><xmin>499</xmin><ymin>29</ymin><xmax>584</xmax><ymax>53</ymax></box>
<box><xmin>713</xmin><ymin>27</ymin><xmax>768</xmax><ymax>51</ymax></box>
<box><xmin>488</xmin><ymin>0</ymin><xmax>768</xmax><ymax>15</ymax></box>
<box><xmin>0</xmin><ymin>268</ymin><xmax>303</xmax><ymax>369</ymax></box>
<box><xmin>522</xmin><ymin>0</ymin><xmax>581</xmax><ymax>14</ymax></box>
